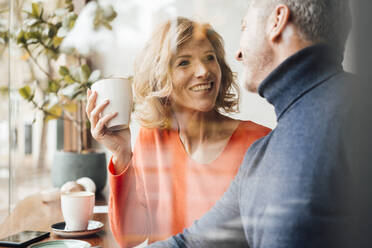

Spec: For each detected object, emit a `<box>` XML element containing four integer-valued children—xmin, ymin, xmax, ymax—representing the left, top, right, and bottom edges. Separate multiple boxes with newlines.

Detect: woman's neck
<box><xmin>171</xmin><ymin>107</ymin><xmax>234</xmax><ymax>155</ymax></box>
<box><xmin>175</xmin><ymin>107</ymin><xmax>219</xmax><ymax>134</ymax></box>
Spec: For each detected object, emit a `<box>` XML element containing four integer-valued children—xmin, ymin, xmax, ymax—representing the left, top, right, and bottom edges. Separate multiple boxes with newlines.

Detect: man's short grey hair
<box><xmin>253</xmin><ymin>0</ymin><xmax>351</xmax><ymax>52</ymax></box>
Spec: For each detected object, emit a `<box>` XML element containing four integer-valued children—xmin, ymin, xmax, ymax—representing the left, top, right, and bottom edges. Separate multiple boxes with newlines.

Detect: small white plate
<box><xmin>29</xmin><ymin>239</ymin><xmax>91</xmax><ymax>247</ymax></box>
<box><xmin>51</xmin><ymin>220</ymin><xmax>104</xmax><ymax>238</ymax></box>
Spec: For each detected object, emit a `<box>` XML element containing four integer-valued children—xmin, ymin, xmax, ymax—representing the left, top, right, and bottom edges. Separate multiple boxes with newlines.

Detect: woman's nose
<box><xmin>236</xmin><ymin>50</ymin><xmax>243</xmax><ymax>61</ymax></box>
<box><xmin>194</xmin><ymin>62</ymin><xmax>209</xmax><ymax>78</ymax></box>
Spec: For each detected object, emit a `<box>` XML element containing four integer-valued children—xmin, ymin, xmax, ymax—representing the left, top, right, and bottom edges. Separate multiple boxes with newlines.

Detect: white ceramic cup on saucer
<box><xmin>61</xmin><ymin>191</ymin><xmax>95</xmax><ymax>231</ymax></box>
<box><xmin>91</xmin><ymin>77</ymin><xmax>132</xmax><ymax>131</ymax></box>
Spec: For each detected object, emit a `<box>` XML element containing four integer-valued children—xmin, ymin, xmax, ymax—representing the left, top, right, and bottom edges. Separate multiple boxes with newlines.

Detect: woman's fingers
<box><xmin>90</xmin><ymin>99</ymin><xmax>110</xmax><ymax>128</ymax></box>
<box><xmin>86</xmin><ymin>90</ymin><xmax>97</xmax><ymax>119</ymax></box>
<box><xmin>92</xmin><ymin>112</ymin><xmax>118</xmax><ymax>139</ymax></box>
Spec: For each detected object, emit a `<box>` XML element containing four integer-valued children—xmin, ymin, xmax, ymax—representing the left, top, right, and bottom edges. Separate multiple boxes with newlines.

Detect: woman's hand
<box><xmin>86</xmin><ymin>89</ymin><xmax>132</xmax><ymax>173</ymax></box>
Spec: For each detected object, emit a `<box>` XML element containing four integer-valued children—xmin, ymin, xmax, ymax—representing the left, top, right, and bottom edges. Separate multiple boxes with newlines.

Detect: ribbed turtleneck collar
<box><xmin>258</xmin><ymin>44</ymin><xmax>344</xmax><ymax>120</ymax></box>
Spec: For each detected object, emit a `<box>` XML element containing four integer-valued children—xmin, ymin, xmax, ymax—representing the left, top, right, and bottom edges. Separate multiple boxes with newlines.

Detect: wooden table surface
<box><xmin>0</xmin><ymin>190</ymin><xmax>120</xmax><ymax>247</ymax></box>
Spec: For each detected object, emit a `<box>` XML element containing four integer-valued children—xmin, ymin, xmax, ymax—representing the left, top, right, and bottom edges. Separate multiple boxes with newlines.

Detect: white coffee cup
<box><xmin>61</xmin><ymin>191</ymin><xmax>95</xmax><ymax>231</ymax></box>
<box><xmin>91</xmin><ymin>78</ymin><xmax>132</xmax><ymax>131</ymax></box>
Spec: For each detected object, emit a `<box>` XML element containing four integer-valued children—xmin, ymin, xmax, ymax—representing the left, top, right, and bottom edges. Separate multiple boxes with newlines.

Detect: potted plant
<box><xmin>17</xmin><ymin>0</ymin><xmax>117</xmax><ymax>192</ymax></box>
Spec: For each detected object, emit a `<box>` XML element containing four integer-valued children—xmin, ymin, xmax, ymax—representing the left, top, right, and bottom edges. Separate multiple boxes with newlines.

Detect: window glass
<box><xmin>0</xmin><ymin>0</ymin><xmax>277</xmax><ymax>245</ymax></box>
<box><xmin>0</xmin><ymin>0</ymin><xmax>9</xmax><ymax>224</ymax></box>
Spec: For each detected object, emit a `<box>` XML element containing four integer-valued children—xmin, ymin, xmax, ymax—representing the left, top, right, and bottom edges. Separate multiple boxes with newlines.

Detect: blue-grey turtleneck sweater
<box><xmin>150</xmin><ymin>44</ymin><xmax>354</xmax><ymax>248</ymax></box>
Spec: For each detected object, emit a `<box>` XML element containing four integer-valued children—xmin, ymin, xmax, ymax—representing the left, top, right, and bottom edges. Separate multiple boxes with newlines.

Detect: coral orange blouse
<box><xmin>108</xmin><ymin>121</ymin><xmax>271</xmax><ymax>247</ymax></box>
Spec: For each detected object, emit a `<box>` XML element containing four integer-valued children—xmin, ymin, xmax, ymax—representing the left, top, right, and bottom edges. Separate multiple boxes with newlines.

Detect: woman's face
<box><xmin>170</xmin><ymin>37</ymin><xmax>222</xmax><ymax>113</ymax></box>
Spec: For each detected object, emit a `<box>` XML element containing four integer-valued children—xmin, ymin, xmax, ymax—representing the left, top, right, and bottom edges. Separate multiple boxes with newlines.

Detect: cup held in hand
<box><xmin>91</xmin><ymin>78</ymin><xmax>132</xmax><ymax>131</ymax></box>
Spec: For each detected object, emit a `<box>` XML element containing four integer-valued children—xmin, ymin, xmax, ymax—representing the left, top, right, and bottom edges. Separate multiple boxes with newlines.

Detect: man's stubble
<box><xmin>243</xmin><ymin>44</ymin><xmax>274</xmax><ymax>93</ymax></box>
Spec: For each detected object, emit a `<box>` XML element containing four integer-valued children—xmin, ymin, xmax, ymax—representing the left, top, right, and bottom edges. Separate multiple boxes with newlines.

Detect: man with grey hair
<box><xmin>150</xmin><ymin>0</ymin><xmax>354</xmax><ymax>247</ymax></box>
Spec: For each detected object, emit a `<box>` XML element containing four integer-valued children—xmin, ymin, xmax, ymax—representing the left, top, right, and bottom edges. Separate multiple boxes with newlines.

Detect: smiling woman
<box><xmin>133</xmin><ymin>17</ymin><xmax>239</xmax><ymax>129</ymax></box>
<box><xmin>85</xmin><ymin>17</ymin><xmax>271</xmax><ymax>247</ymax></box>
<box><xmin>170</xmin><ymin>38</ymin><xmax>222</xmax><ymax>114</ymax></box>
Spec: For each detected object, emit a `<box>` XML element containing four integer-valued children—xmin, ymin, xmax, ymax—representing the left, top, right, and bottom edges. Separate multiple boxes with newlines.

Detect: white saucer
<box><xmin>29</xmin><ymin>239</ymin><xmax>91</xmax><ymax>247</ymax></box>
<box><xmin>51</xmin><ymin>220</ymin><xmax>104</xmax><ymax>238</ymax></box>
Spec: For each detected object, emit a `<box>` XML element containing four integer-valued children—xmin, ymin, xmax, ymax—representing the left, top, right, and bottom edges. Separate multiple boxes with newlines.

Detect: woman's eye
<box><xmin>178</xmin><ymin>60</ymin><xmax>189</xmax><ymax>67</ymax></box>
<box><xmin>205</xmin><ymin>54</ymin><xmax>216</xmax><ymax>62</ymax></box>
<box><xmin>207</xmin><ymin>55</ymin><xmax>215</xmax><ymax>61</ymax></box>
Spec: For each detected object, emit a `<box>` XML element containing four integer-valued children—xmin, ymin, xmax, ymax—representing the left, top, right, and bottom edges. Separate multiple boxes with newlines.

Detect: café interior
<box><xmin>0</xmin><ymin>0</ymin><xmax>366</xmax><ymax>247</ymax></box>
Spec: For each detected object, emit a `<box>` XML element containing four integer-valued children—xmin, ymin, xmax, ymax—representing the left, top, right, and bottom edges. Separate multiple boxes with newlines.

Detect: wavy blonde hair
<box><xmin>133</xmin><ymin>17</ymin><xmax>239</xmax><ymax>129</ymax></box>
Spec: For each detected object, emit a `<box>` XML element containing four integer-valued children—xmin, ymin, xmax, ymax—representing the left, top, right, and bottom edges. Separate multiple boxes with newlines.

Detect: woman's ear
<box><xmin>267</xmin><ymin>4</ymin><xmax>291</xmax><ymax>42</ymax></box>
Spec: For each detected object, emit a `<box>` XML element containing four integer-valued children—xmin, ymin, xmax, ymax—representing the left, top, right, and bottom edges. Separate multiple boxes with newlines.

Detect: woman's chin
<box><xmin>171</xmin><ymin>100</ymin><xmax>216</xmax><ymax>113</ymax></box>
<box><xmin>194</xmin><ymin>105</ymin><xmax>216</xmax><ymax>113</ymax></box>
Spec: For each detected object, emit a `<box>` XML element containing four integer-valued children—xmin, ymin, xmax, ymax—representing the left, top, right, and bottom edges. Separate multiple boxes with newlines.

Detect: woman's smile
<box><xmin>189</xmin><ymin>82</ymin><xmax>214</xmax><ymax>92</ymax></box>
<box><xmin>170</xmin><ymin>37</ymin><xmax>222</xmax><ymax>112</ymax></box>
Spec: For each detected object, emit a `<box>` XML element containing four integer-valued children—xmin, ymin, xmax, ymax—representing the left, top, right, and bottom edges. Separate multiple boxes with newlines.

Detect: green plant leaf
<box><xmin>102</xmin><ymin>21</ymin><xmax>112</xmax><ymax>30</ymax></box>
<box><xmin>53</xmin><ymin>36</ymin><xmax>63</xmax><ymax>47</ymax></box>
<box><xmin>63</xmin><ymin>75</ymin><xmax>75</xmax><ymax>84</ymax></box>
<box><xmin>44</xmin><ymin>38</ymin><xmax>53</xmax><ymax>47</ymax></box>
<box><xmin>59</xmin><ymin>83</ymin><xmax>80</xmax><ymax>99</ymax></box>
<box><xmin>93</xmin><ymin>4</ymin><xmax>117</xmax><ymax>31</ymax></box>
<box><xmin>19</xmin><ymin>86</ymin><xmax>32</xmax><ymax>100</ymax></box>
<box><xmin>27</xmin><ymin>31</ymin><xmax>41</xmax><ymax>39</ymax></box>
<box><xmin>26</xmin><ymin>38</ymin><xmax>38</xmax><ymax>45</ymax></box>
<box><xmin>70</xmin><ymin>67</ymin><xmax>81</xmax><ymax>82</ymax></box>
<box><xmin>59</xmin><ymin>66</ymin><xmax>69</xmax><ymax>76</ymax></box>
<box><xmin>0</xmin><ymin>31</ymin><xmax>9</xmax><ymax>44</ymax></box>
<box><xmin>69</xmin><ymin>18</ymin><xmax>76</xmax><ymax>29</ymax></box>
<box><xmin>0</xmin><ymin>86</ymin><xmax>9</xmax><ymax>96</ymax></box>
<box><xmin>45</xmin><ymin>49</ymin><xmax>58</xmax><ymax>60</ymax></box>
<box><xmin>39</xmin><ymin>7</ymin><xmax>44</xmax><ymax>19</ymax></box>
<box><xmin>45</xmin><ymin>105</ymin><xmax>62</xmax><ymax>122</ymax></box>
<box><xmin>80</xmin><ymin>65</ymin><xmax>91</xmax><ymax>83</ymax></box>
<box><xmin>49</xmin><ymin>26</ymin><xmax>58</xmax><ymax>38</ymax></box>
<box><xmin>88</xmin><ymin>70</ymin><xmax>100</xmax><ymax>83</ymax></box>
<box><xmin>16</xmin><ymin>30</ymin><xmax>26</xmax><ymax>44</ymax></box>
<box><xmin>48</xmin><ymin>80</ymin><xmax>60</xmax><ymax>93</ymax></box>
<box><xmin>31</xmin><ymin>3</ymin><xmax>40</xmax><ymax>18</ymax></box>
<box><xmin>63</xmin><ymin>102</ymin><xmax>77</xmax><ymax>113</ymax></box>
<box><xmin>24</xmin><ymin>18</ymin><xmax>39</xmax><ymax>27</ymax></box>
<box><xmin>103</xmin><ymin>6</ymin><xmax>117</xmax><ymax>21</ymax></box>
<box><xmin>62</xmin><ymin>12</ymin><xmax>77</xmax><ymax>30</ymax></box>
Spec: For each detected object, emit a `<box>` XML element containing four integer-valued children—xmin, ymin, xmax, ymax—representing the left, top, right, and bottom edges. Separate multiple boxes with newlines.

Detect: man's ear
<box><xmin>267</xmin><ymin>4</ymin><xmax>290</xmax><ymax>42</ymax></box>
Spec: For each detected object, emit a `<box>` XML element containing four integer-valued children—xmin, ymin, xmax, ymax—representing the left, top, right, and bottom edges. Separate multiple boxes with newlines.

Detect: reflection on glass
<box><xmin>0</xmin><ymin>1</ymin><xmax>275</xmax><ymax>246</ymax></box>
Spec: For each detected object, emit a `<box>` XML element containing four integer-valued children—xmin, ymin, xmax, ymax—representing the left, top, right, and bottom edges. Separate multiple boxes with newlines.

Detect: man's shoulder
<box><xmin>268</xmin><ymin>70</ymin><xmax>355</xmax><ymax>162</ymax></box>
<box><xmin>320</xmin><ymin>69</ymin><xmax>354</xmax><ymax>93</ymax></box>
<box><xmin>286</xmin><ymin>70</ymin><xmax>354</xmax><ymax>118</ymax></box>
<box><xmin>308</xmin><ymin>70</ymin><xmax>355</xmax><ymax>116</ymax></box>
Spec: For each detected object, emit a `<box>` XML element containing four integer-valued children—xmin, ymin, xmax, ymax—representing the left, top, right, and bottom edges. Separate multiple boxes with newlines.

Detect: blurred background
<box><xmin>0</xmin><ymin>0</ymin><xmax>357</xmax><ymax>226</ymax></box>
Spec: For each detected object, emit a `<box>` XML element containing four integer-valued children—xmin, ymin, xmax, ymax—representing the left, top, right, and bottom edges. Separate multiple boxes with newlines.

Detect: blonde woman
<box><xmin>86</xmin><ymin>17</ymin><xmax>270</xmax><ymax>247</ymax></box>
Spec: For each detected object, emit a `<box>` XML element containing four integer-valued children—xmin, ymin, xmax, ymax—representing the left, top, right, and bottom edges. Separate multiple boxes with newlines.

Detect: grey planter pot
<box><xmin>52</xmin><ymin>151</ymin><xmax>107</xmax><ymax>192</ymax></box>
